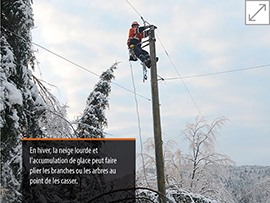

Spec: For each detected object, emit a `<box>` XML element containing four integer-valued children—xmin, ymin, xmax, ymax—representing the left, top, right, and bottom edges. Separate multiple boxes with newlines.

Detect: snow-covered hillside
<box><xmin>224</xmin><ymin>165</ymin><xmax>270</xmax><ymax>203</ymax></box>
<box><xmin>136</xmin><ymin>165</ymin><xmax>270</xmax><ymax>202</ymax></box>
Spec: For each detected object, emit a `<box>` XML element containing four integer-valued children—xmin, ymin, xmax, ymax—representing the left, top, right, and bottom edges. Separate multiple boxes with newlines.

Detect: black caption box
<box><xmin>22</xmin><ymin>138</ymin><xmax>135</xmax><ymax>203</ymax></box>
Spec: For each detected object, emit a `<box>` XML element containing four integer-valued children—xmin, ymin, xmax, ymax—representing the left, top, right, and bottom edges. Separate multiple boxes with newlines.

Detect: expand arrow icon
<box><xmin>249</xmin><ymin>4</ymin><xmax>267</xmax><ymax>21</ymax></box>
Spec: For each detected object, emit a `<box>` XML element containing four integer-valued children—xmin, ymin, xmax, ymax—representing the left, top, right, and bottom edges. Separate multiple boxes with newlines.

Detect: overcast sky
<box><xmin>31</xmin><ymin>0</ymin><xmax>270</xmax><ymax>166</ymax></box>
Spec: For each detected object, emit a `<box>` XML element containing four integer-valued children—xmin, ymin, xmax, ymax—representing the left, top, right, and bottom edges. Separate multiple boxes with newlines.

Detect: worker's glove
<box><xmin>149</xmin><ymin>25</ymin><xmax>157</xmax><ymax>30</ymax></box>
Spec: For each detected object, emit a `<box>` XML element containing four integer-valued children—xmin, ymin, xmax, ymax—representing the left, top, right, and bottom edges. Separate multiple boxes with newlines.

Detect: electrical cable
<box><xmin>156</xmin><ymin>33</ymin><xmax>270</xmax><ymax>155</ymax></box>
<box><xmin>156</xmin><ymin>34</ymin><xmax>231</xmax><ymax>155</ymax></box>
<box><xmin>129</xmin><ymin>60</ymin><xmax>150</xmax><ymax>187</ymax></box>
<box><xmin>156</xmin><ymin>34</ymin><xmax>204</xmax><ymax>117</ymax></box>
<box><xmin>126</xmin><ymin>0</ymin><xmax>269</xmax><ymax>179</ymax></box>
<box><xmin>125</xmin><ymin>2</ymin><xmax>155</xmax><ymax>187</ymax></box>
<box><xmin>1</xmin><ymin>26</ymin><xmax>151</xmax><ymax>102</ymax></box>
<box><xmin>125</xmin><ymin>0</ymin><xmax>146</xmax><ymax>24</ymax></box>
<box><xmin>33</xmin><ymin>43</ymin><xmax>152</xmax><ymax>101</ymax></box>
<box><xmin>162</xmin><ymin>64</ymin><xmax>270</xmax><ymax>81</ymax></box>
<box><xmin>125</xmin><ymin>0</ymin><xmax>268</xmax><ymax>160</ymax></box>
<box><xmin>124</xmin><ymin>1</ymin><xmax>203</xmax><ymax>117</ymax></box>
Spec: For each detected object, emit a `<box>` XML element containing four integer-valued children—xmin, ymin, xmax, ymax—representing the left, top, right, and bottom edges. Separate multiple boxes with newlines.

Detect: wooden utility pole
<box><xmin>149</xmin><ymin>26</ymin><xmax>166</xmax><ymax>202</ymax></box>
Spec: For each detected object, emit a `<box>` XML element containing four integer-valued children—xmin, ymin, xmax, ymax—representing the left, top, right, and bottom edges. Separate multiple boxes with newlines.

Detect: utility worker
<box><xmin>127</xmin><ymin>21</ymin><xmax>151</xmax><ymax>68</ymax></box>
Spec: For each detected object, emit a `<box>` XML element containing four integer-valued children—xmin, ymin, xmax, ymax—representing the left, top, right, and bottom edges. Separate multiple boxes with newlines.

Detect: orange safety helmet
<box><xmin>131</xmin><ymin>21</ymin><xmax>139</xmax><ymax>27</ymax></box>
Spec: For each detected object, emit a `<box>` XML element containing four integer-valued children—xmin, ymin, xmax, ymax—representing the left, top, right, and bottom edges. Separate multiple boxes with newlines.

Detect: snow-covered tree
<box><xmin>1</xmin><ymin>0</ymin><xmax>46</xmax><ymax>201</ymax></box>
<box><xmin>76</xmin><ymin>63</ymin><xmax>118</xmax><ymax>138</ymax></box>
<box><xmin>32</xmin><ymin>76</ymin><xmax>74</xmax><ymax>138</ymax></box>
<box><xmin>1</xmin><ymin>0</ymin><xmax>46</xmax><ymax>136</ymax></box>
<box><xmin>179</xmin><ymin>116</ymin><xmax>235</xmax><ymax>202</ymax></box>
<box><xmin>136</xmin><ymin>116</ymin><xmax>235</xmax><ymax>202</ymax></box>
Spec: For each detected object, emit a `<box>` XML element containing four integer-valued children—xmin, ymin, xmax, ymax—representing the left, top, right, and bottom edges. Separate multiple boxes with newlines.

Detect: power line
<box><xmin>156</xmin><ymin>34</ymin><xmax>231</xmax><ymax>155</ymax></box>
<box><xmin>125</xmin><ymin>0</ymin><xmax>203</xmax><ymax>116</ymax></box>
<box><xmin>163</xmin><ymin>64</ymin><xmax>270</xmax><ymax>81</ymax></box>
<box><xmin>129</xmin><ymin>60</ymin><xmax>150</xmax><ymax>187</ymax></box>
<box><xmin>32</xmin><ymin>43</ymin><xmax>151</xmax><ymax>101</ymax></box>
<box><xmin>32</xmin><ymin>42</ymin><xmax>100</xmax><ymax>77</ymax></box>
<box><xmin>126</xmin><ymin>0</ymin><xmax>142</xmax><ymax>19</ymax></box>
<box><xmin>1</xmin><ymin>26</ymin><xmax>151</xmax><ymax>102</ymax></box>
<box><xmin>125</xmin><ymin>0</ymin><xmax>146</xmax><ymax>23</ymax></box>
<box><xmin>156</xmin><ymin>34</ymin><xmax>204</xmax><ymax>117</ymax></box>
<box><xmin>126</xmin><ymin>0</ymin><xmax>236</xmax><ymax>167</ymax></box>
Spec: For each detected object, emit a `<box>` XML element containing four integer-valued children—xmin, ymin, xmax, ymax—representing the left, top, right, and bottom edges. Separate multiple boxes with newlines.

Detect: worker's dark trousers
<box><xmin>133</xmin><ymin>45</ymin><xmax>150</xmax><ymax>63</ymax></box>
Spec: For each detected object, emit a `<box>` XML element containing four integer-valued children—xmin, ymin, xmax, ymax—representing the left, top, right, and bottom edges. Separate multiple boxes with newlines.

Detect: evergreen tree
<box><xmin>1</xmin><ymin>0</ymin><xmax>46</xmax><ymax>201</ymax></box>
<box><xmin>76</xmin><ymin>63</ymin><xmax>118</xmax><ymax>138</ymax></box>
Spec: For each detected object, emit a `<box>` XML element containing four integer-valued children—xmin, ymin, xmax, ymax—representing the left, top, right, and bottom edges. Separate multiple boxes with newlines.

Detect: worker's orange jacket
<box><xmin>127</xmin><ymin>26</ymin><xmax>148</xmax><ymax>47</ymax></box>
